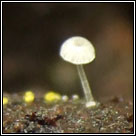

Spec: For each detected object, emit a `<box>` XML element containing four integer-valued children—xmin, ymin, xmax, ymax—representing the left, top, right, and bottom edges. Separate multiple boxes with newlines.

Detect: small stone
<box><xmin>72</xmin><ymin>94</ymin><xmax>79</xmax><ymax>100</ymax></box>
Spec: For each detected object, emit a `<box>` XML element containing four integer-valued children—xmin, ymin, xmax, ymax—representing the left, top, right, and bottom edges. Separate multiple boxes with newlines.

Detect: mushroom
<box><xmin>60</xmin><ymin>36</ymin><xmax>96</xmax><ymax>107</ymax></box>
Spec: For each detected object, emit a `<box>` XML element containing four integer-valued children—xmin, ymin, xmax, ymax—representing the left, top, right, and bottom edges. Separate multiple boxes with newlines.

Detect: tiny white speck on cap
<box><xmin>60</xmin><ymin>36</ymin><xmax>95</xmax><ymax>65</ymax></box>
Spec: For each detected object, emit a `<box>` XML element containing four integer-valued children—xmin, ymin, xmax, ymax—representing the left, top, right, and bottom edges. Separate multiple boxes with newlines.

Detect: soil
<box><xmin>3</xmin><ymin>93</ymin><xmax>133</xmax><ymax>134</ymax></box>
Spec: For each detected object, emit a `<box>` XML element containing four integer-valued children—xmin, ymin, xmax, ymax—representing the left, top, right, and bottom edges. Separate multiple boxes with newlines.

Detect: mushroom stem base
<box><xmin>77</xmin><ymin>65</ymin><xmax>95</xmax><ymax>105</ymax></box>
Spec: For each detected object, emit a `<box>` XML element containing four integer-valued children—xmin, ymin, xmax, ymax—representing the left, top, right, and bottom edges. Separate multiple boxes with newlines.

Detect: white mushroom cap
<box><xmin>60</xmin><ymin>36</ymin><xmax>95</xmax><ymax>65</ymax></box>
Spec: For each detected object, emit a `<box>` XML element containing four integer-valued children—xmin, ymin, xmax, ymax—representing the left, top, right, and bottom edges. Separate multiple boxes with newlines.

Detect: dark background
<box><xmin>3</xmin><ymin>2</ymin><xmax>134</xmax><ymax>101</ymax></box>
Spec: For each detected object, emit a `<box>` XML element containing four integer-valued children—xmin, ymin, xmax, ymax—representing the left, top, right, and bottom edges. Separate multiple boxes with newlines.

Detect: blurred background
<box><xmin>3</xmin><ymin>2</ymin><xmax>134</xmax><ymax>101</ymax></box>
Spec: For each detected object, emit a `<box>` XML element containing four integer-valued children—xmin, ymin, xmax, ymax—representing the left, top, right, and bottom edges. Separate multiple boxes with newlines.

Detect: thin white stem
<box><xmin>77</xmin><ymin>65</ymin><xmax>95</xmax><ymax>103</ymax></box>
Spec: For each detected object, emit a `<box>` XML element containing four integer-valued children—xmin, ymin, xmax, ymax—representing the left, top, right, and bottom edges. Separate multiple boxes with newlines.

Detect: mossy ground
<box><xmin>3</xmin><ymin>93</ymin><xmax>133</xmax><ymax>133</ymax></box>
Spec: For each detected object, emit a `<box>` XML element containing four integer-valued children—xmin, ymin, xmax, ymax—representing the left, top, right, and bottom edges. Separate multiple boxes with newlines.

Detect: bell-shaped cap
<box><xmin>60</xmin><ymin>36</ymin><xmax>95</xmax><ymax>65</ymax></box>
